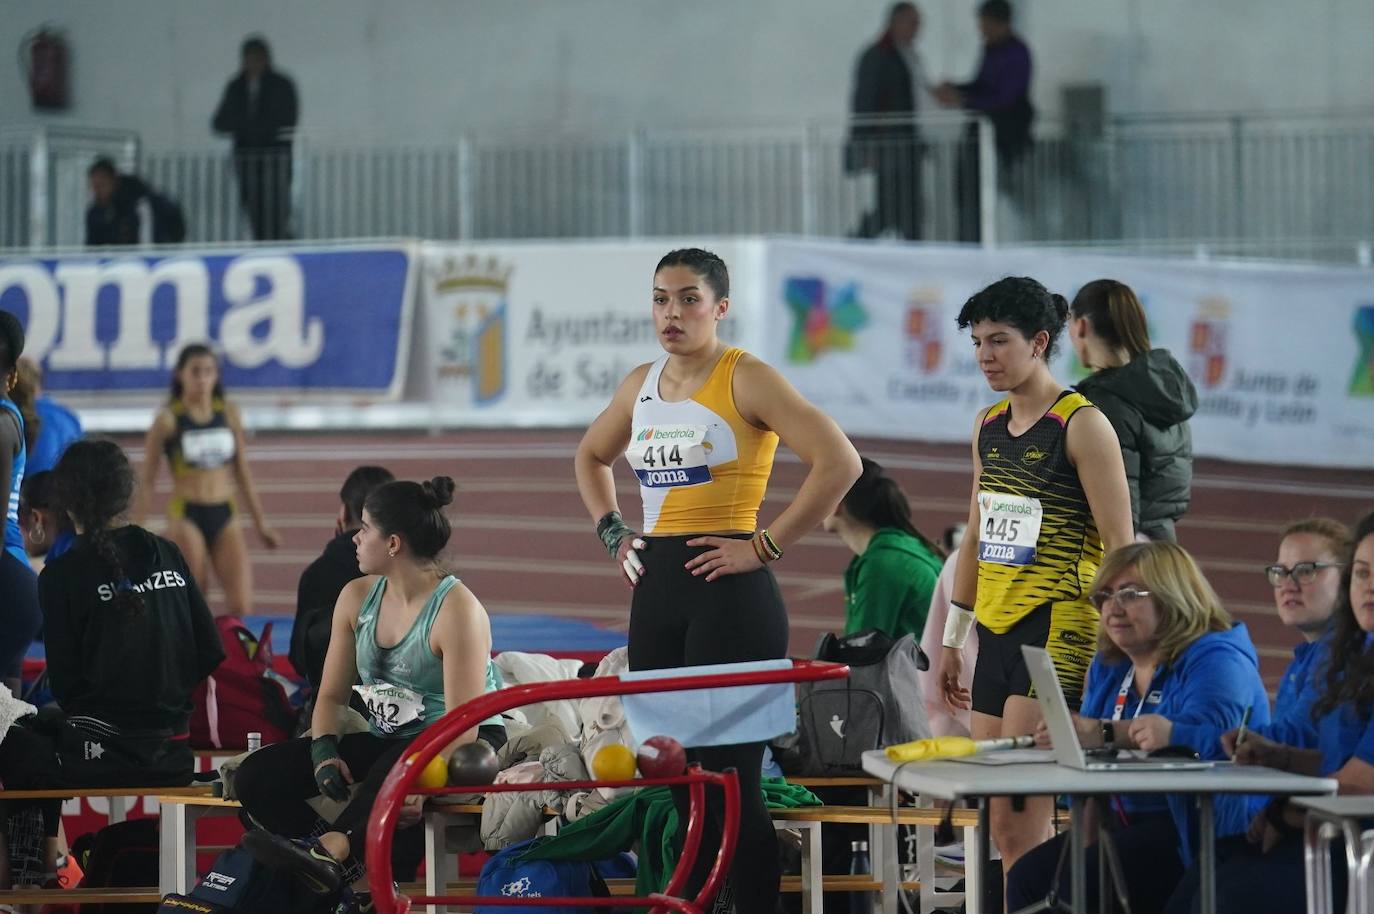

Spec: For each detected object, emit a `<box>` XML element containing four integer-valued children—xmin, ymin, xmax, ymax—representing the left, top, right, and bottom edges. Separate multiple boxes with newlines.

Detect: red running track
<box><xmin>124</xmin><ymin>429</ymin><xmax>1374</xmax><ymax>691</ymax></box>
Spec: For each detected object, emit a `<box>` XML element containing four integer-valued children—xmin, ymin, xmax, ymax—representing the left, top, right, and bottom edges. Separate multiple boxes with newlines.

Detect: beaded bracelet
<box><xmin>759</xmin><ymin>528</ymin><xmax>783</xmax><ymax>561</ymax></box>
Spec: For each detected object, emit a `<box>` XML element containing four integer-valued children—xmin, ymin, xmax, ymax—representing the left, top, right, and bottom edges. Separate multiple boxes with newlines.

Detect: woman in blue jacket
<box><xmin>1160</xmin><ymin>510</ymin><xmax>1374</xmax><ymax>914</ymax></box>
<box><xmin>1008</xmin><ymin>541</ymin><xmax>1268</xmax><ymax>913</ymax></box>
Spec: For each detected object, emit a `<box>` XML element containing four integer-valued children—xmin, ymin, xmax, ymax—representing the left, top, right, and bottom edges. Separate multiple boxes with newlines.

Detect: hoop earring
<box><xmin>388</xmin><ymin>549</ymin><xmax>398</xmax><ymax>558</ymax></box>
<box><xmin>27</xmin><ymin>525</ymin><xmax>44</xmax><ymax>545</ymax></box>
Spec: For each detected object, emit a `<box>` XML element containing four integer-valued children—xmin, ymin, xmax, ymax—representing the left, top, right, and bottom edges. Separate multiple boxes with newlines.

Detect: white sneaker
<box><xmin>934</xmin><ymin>841</ymin><xmax>965</xmax><ymax>867</ymax></box>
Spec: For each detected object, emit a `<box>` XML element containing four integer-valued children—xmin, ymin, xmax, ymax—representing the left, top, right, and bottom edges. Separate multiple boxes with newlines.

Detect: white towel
<box><xmin>0</xmin><ymin>685</ymin><xmax>38</xmax><ymax>748</ymax></box>
<box><xmin>620</xmin><ymin>659</ymin><xmax>796</xmax><ymax>748</ymax></box>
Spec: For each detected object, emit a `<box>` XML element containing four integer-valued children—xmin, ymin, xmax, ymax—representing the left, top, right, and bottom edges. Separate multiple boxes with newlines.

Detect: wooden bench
<box><xmin>157</xmin><ymin>795</ymin><xmax>495</xmax><ymax>899</ymax></box>
<box><xmin>0</xmin><ymin>787</ymin><xmax>217</xmax><ymax>907</ymax></box>
<box><xmin>779</xmin><ymin>776</ymin><xmax>981</xmax><ymax>914</ymax></box>
<box><xmin>0</xmin><ymin>785</ymin><xmax>217</xmax><ymax>826</ymax></box>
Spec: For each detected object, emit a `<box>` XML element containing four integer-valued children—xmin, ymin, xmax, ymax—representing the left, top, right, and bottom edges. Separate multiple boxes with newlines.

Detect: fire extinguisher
<box><xmin>20</xmin><ymin>26</ymin><xmax>70</xmax><ymax>110</ymax></box>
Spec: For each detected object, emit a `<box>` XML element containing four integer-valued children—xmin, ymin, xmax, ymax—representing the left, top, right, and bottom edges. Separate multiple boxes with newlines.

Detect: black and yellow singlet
<box><xmin>973</xmin><ymin>391</ymin><xmax>1103</xmax><ymax>668</ymax></box>
<box><xmin>164</xmin><ymin>398</ymin><xmax>237</xmax><ymax>476</ymax></box>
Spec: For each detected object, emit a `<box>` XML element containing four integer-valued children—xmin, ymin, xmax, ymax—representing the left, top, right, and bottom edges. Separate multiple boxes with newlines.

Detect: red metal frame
<box><xmin>366</xmin><ymin>658</ymin><xmax>849</xmax><ymax>914</ymax></box>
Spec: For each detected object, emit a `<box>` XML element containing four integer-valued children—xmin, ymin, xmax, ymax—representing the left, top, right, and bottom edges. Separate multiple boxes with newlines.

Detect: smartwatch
<box><xmin>1100</xmin><ymin>720</ymin><xmax>1116</xmax><ymax>749</ymax></box>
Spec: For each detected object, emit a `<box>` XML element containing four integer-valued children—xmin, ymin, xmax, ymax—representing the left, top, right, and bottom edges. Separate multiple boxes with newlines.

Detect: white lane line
<box><xmin>122</xmin><ymin>439</ymin><xmax>1374</xmax><ymax>497</ymax></box>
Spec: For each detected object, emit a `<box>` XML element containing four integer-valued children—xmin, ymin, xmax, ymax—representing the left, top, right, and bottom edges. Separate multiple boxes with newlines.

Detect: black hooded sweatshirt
<box><xmin>38</xmin><ymin>525</ymin><xmax>225</xmax><ymax>733</ymax></box>
<box><xmin>1076</xmin><ymin>349</ymin><xmax>1198</xmax><ymax>542</ymax></box>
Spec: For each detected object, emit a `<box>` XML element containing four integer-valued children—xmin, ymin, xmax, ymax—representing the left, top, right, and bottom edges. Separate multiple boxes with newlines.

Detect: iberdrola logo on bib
<box><xmin>637</xmin><ymin>427</ymin><xmax>697</xmax><ymax>441</ymax></box>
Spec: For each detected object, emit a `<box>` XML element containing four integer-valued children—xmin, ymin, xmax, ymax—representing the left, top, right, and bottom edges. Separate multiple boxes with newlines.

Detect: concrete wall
<box><xmin>1</xmin><ymin>0</ymin><xmax>1368</xmax><ymax>146</ymax></box>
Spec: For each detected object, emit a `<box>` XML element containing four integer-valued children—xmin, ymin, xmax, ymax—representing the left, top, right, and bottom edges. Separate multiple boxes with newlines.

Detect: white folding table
<box><xmin>1292</xmin><ymin>795</ymin><xmax>1374</xmax><ymax>914</ymax></box>
<box><xmin>863</xmin><ymin>750</ymin><xmax>1337</xmax><ymax>914</ymax></box>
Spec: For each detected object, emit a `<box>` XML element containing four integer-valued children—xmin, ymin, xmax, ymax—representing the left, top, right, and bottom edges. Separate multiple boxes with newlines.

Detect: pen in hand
<box><xmin>1232</xmin><ymin>705</ymin><xmax>1253</xmax><ymax>759</ymax></box>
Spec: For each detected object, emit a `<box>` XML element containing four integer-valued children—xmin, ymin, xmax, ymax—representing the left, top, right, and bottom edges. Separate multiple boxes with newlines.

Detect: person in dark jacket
<box><xmin>823</xmin><ymin>457</ymin><xmax>944</xmax><ymax>640</ymax></box>
<box><xmin>1070</xmin><ymin>279</ymin><xmax>1197</xmax><ymax>542</ymax></box>
<box><xmin>290</xmin><ymin>465</ymin><xmax>395</xmax><ymax>691</ymax></box>
<box><xmin>211</xmin><ymin>35</ymin><xmax>298</xmax><ymax>241</ymax></box>
<box><xmin>85</xmin><ymin>157</ymin><xmax>185</xmax><ymax>246</ymax></box>
<box><xmin>847</xmin><ymin>2</ymin><xmax>926</xmax><ymax>240</ymax></box>
<box><xmin>935</xmin><ymin>0</ymin><xmax>1034</xmax><ymax>242</ymax></box>
<box><xmin>0</xmin><ymin>440</ymin><xmax>223</xmax><ymax>882</ymax></box>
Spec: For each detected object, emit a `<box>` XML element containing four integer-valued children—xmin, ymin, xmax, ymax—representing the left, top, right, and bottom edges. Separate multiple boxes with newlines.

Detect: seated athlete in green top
<box><xmin>824</xmin><ymin>457</ymin><xmax>945</xmax><ymax>640</ymax></box>
<box><xmin>234</xmin><ymin>475</ymin><xmax>505</xmax><ymax>904</ymax></box>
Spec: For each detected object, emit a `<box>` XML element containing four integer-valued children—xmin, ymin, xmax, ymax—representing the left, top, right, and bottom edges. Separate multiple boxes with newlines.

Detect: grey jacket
<box><xmin>1076</xmin><ymin>349</ymin><xmax>1198</xmax><ymax>541</ymax></box>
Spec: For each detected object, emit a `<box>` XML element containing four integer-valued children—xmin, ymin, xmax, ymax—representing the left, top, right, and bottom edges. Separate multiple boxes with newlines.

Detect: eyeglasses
<box><xmin>1089</xmin><ymin>586</ymin><xmax>1152</xmax><ymax>611</ymax></box>
<box><xmin>1265</xmin><ymin>562</ymin><xmax>1345</xmax><ymax>587</ymax></box>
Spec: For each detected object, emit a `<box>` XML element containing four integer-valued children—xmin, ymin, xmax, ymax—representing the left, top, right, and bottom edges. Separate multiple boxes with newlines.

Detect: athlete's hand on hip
<box><xmin>617</xmin><ymin>536</ymin><xmax>649</xmax><ymax>587</ymax></box>
<box><xmin>257</xmin><ymin>524</ymin><xmax>283</xmax><ymax>549</ymax></box>
<box><xmin>939</xmin><ymin>647</ymin><xmax>970</xmax><ymax>711</ymax></box>
<box><xmin>684</xmin><ymin>536</ymin><xmax>763</xmax><ymax>582</ymax></box>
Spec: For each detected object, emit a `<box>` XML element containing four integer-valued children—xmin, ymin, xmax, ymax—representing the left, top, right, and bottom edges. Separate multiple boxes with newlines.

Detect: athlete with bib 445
<box><xmin>575</xmin><ymin>249</ymin><xmax>861</xmax><ymax>914</ymax></box>
<box><xmin>937</xmin><ymin>277</ymin><xmax>1133</xmax><ymax>905</ymax></box>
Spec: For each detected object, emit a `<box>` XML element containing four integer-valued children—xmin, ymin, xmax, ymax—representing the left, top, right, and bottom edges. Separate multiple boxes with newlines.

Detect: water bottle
<box><xmin>849</xmin><ymin>839</ymin><xmax>871</xmax><ymax>914</ymax></box>
<box><xmin>246</xmin><ymin>731</ymin><xmax>262</xmax><ymax>753</ymax></box>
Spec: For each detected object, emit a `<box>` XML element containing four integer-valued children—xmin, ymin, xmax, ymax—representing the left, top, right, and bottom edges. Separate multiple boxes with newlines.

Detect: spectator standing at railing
<box><xmin>84</xmin><ymin>157</ymin><xmax>186</xmax><ymax>247</ymax></box>
<box><xmin>935</xmin><ymin>0</ymin><xmax>1034</xmax><ymax>243</ymax></box>
<box><xmin>212</xmin><ymin>35</ymin><xmax>298</xmax><ymax>241</ymax></box>
<box><xmin>847</xmin><ymin>2</ymin><xmax>930</xmax><ymax>240</ymax></box>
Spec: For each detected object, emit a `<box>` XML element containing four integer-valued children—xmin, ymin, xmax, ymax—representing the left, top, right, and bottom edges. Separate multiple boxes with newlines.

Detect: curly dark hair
<box><xmin>53</xmin><ymin>440</ymin><xmax>142</xmax><ymax>613</ymax></box>
<box><xmin>1311</xmin><ymin>510</ymin><xmax>1374</xmax><ymax>720</ymax></box>
<box><xmin>956</xmin><ymin>276</ymin><xmax>1070</xmax><ymax>361</ymax></box>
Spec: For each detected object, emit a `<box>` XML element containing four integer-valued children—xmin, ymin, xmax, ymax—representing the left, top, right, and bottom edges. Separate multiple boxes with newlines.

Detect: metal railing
<box><xmin>0</xmin><ymin>126</ymin><xmax>138</xmax><ymax>248</ymax></box>
<box><xmin>4</xmin><ymin>110</ymin><xmax>1373</xmax><ymax>261</ymax></box>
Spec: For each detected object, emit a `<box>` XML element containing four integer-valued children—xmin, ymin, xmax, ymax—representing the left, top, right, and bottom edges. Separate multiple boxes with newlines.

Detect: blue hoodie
<box><xmin>1079</xmin><ymin>622</ymin><xmax>1269</xmax><ymax>865</ymax></box>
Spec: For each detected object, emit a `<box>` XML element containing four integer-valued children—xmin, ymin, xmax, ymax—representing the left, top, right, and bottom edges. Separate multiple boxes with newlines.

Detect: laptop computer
<box><xmin>1021</xmin><ymin>645</ymin><xmax>1214</xmax><ymax>771</ymax></box>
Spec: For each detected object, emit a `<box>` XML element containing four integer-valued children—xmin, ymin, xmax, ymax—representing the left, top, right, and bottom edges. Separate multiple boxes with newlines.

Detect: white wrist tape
<box><xmin>942</xmin><ymin>603</ymin><xmax>976</xmax><ymax>649</ymax></box>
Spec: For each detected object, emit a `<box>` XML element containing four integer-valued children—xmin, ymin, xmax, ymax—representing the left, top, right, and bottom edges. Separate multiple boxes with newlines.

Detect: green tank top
<box><xmin>353</xmin><ymin>574</ymin><xmax>503</xmax><ymax>738</ymax></box>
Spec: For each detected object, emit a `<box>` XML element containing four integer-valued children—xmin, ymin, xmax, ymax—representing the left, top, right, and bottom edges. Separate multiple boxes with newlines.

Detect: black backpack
<box><xmin>777</xmin><ymin>629</ymin><xmax>932</xmax><ymax>775</ymax></box>
<box><xmin>157</xmin><ymin>840</ymin><xmax>337</xmax><ymax>914</ymax></box>
<box><xmin>73</xmin><ymin>818</ymin><xmax>161</xmax><ymax>914</ymax></box>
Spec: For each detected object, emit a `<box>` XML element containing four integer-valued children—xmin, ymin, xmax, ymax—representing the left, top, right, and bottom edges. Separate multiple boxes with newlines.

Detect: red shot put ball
<box><xmin>636</xmin><ymin>735</ymin><xmax>687</xmax><ymax>778</ymax></box>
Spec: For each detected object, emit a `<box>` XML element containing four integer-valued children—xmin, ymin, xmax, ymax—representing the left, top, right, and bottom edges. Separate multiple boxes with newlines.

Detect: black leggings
<box><xmin>0</xmin><ymin>551</ymin><xmax>40</xmax><ymax>682</ymax></box>
<box><xmin>628</xmin><ymin>535</ymin><xmax>790</xmax><ymax>914</ymax></box>
<box><xmin>234</xmin><ymin>724</ymin><xmax>506</xmax><ymax>876</ymax></box>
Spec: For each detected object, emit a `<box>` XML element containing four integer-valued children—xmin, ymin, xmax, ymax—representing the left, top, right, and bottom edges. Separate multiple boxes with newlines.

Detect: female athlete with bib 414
<box><xmin>575</xmin><ymin>248</ymin><xmax>861</xmax><ymax>914</ymax></box>
<box><xmin>939</xmin><ymin>277</ymin><xmax>1133</xmax><ymax>897</ymax></box>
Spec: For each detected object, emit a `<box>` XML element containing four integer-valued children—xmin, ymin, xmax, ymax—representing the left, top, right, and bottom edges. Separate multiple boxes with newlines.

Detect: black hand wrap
<box><xmin>310</xmin><ymin>735</ymin><xmax>349</xmax><ymax>802</ymax></box>
<box><xmin>596</xmin><ymin>510</ymin><xmax>637</xmax><ymax>559</ymax></box>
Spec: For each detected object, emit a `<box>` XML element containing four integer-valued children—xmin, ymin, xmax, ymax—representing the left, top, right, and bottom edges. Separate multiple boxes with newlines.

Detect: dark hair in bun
<box><xmin>420</xmin><ymin>476</ymin><xmax>456</xmax><ymax>509</ymax></box>
<box><xmin>364</xmin><ymin>476</ymin><xmax>456</xmax><ymax>560</ymax></box>
<box><xmin>956</xmin><ymin>276</ymin><xmax>1070</xmax><ymax>361</ymax></box>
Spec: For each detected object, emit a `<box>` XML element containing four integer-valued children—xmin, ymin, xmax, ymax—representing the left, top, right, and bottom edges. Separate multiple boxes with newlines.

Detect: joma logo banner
<box><xmin>0</xmin><ymin>244</ymin><xmax>414</xmax><ymax>395</ymax></box>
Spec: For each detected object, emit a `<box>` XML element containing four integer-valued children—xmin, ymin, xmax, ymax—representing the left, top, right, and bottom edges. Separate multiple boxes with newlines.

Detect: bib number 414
<box><xmin>640</xmin><ymin>444</ymin><xmax>683</xmax><ymax>468</ymax></box>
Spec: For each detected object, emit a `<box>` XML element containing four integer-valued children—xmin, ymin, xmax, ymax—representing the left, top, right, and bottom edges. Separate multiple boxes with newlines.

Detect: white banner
<box><xmin>414</xmin><ymin>239</ymin><xmax>765</xmax><ymax>426</ymax></box>
<box><xmin>763</xmin><ymin>239</ymin><xmax>1374</xmax><ymax>468</ymax></box>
